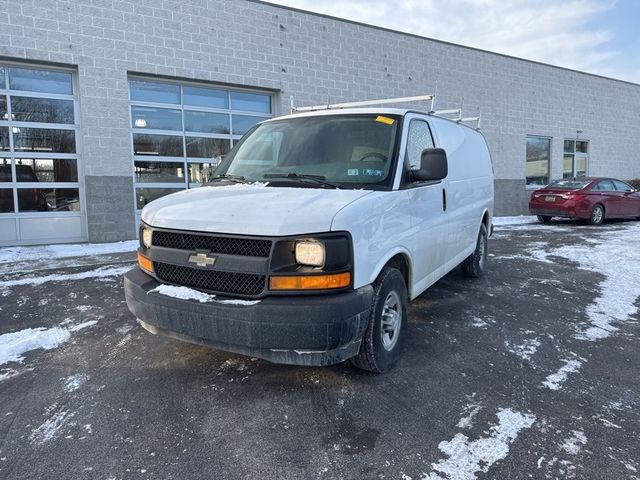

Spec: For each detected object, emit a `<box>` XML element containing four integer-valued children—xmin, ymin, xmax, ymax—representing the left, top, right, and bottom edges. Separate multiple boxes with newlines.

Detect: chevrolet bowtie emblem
<box><xmin>188</xmin><ymin>252</ymin><xmax>216</xmax><ymax>268</ymax></box>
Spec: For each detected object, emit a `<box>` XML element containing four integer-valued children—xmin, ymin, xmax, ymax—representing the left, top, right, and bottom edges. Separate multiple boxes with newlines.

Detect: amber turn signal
<box><xmin>269</xmin><ymin>272</ymin><xmax>351</xmax><ymax>290</ymax></box>
<box><xmin>137</xmin><ymin>252</ymin><xmax>153</xmax><ymax>273</ymax></box>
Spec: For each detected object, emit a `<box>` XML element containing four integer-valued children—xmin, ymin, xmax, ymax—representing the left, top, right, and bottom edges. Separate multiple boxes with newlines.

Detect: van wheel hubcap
<box><xmin>381</xmin><ymin>291</ymin><xmax>401</xmax><ymax>351</ymax></box>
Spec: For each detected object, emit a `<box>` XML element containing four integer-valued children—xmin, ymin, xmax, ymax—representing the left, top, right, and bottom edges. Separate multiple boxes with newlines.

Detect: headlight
<box><xmin>142</xmin><ymin>227</ymin><xmax>153</xmax><ymax>248</ymax></box>
<box><xmin>295</xmin><ymin>240</ymin><xmax>325</xmax><ymax>267</ymax></box>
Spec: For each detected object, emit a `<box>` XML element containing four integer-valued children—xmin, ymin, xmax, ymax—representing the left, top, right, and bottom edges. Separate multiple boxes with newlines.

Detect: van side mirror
<box><xmin>410</xmin><ymin>148</ymin><xmax>448</xmax><ymax>182</ymax></box>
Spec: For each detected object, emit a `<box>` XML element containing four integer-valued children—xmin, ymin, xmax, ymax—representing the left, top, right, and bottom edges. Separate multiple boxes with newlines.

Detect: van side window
<box><xmin>405</xmin><ymin>120</ymin><xmax>434</xmax><ymax>170</ymax></box>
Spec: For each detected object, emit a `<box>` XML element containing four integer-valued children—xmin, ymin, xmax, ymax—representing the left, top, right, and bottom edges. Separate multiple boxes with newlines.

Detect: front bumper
<box><xmin>124</xmin><ymin>268</ymin><xmax>373</xmax><ymax>366</ymax></box>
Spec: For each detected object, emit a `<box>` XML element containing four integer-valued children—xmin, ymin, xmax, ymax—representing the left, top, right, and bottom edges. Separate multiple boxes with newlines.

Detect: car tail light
<box><xmin>559</xmin><ymin>192</ymin><xmax>585</xmax><ymax>200</ymax></box>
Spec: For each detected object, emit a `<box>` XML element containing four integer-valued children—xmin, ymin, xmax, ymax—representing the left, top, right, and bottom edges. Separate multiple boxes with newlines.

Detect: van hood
<box><xmin>141</xmin><ymin>183</ymin><xmax>373</xmax><ymax>236</ymax></box>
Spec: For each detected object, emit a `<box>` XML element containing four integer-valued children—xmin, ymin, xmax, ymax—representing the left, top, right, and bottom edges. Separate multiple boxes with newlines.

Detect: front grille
<box><xmin>152</xmin><ymin>230</ymin><xmax>272</xmax><ymax>257</ymax></box>
<box><xmin>154</xmin><ymin>262</ymin><xmax>266</xmax><ymax>297</ymax></box>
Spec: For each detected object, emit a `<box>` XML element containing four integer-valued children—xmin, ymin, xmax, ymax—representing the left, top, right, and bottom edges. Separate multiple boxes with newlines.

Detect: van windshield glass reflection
<box><xmin>216</xmin><ymin>114</ymin><xmax>400</xmax><ymax>189</ymax></box>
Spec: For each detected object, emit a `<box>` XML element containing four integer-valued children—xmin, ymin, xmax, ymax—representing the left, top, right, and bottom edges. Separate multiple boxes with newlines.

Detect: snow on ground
<box><xmin>559</xmin><ymin>431</ymin><xmax>587</xmax><ymax>455</ymax></box>
<box><xmin>506</xmin><ymin>338</ymin><xmax>541</xmax><ymax>362</ymax></box>
<box><xmin>542</xmin><ymin>358</ymin><xmax>583</xmax><ymax>391</ymax></box>
<box><xmin>0</xmin><ymin>321</ymin><xmax>95</xmax><ymax>366</ymax></box>
<box><xmin>0</xmin><ymin>265</ymin><xmax>133</xmax><ymax>289</ymax></box>
<box><xmin>63</xmin><ymin>374</ymin><xmax>90</xmax><ymax>393</ymax></box>
<box><xmin>29</xmin><ymin>409</ymin><xmax>75</xmax><ymax>445</ymax></box>
<box><xmin>520</xmin><ymin>222</ymin><xmax>640</xmax><ymax>340</ymax></box>
<box><xmin>456</xmin><ymin>404</ymin><xmax>482</xmax><ymax>430</ymax></box>
<box><xmin>422</xmin><ymin>408</ymin><xmax>536</xmax><ymax>480</ymax></box>
<box><xmin>492</xmin><ymin>216</ymin><xmax>538</xmax><ymax>226</ymax></box>
<box><xmin>0</xmin><ymin>241</ymin><xmax>138</xmax><ymax>264</ymax></box>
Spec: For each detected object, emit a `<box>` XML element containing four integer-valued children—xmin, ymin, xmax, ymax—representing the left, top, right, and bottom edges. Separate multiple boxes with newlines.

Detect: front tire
<box><xmin>461</xmin><ymin>223</ymin><xmax>488</xmax><ymax>278</ymax></box>
<box><xmin>537</xmin><ymin>215</ymin><xmax>552</xmax><ymax>224</ymax></box>
<box><xmin>351</xmin><ymin>267</ymin><xmax>407</xmax><ymax>373</ymax></box>
<box><xmin>589</xmin><ymin>204</ymin><xmax>605</xmax><ymax>225</ymax></box>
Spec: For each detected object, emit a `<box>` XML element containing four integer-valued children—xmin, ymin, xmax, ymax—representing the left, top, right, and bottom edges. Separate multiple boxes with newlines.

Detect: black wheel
<box><xmin>350</xmin><ymin>267</ymin><xmax>407</xmax><ymax>373</ymax></box>
<box><xmin>589</xmin><ymin>204</ymin><xmax>604</xmax><ymax>225</ymax></box>
<box><xmin>537</xmin><ymin>215</ymin><xmax>552</xmax><ymax>224</ymax></box>
<box><xmin>461</xmin><ymin>223</ymin><xmax>488</xmax><ymax>278</ymax></box>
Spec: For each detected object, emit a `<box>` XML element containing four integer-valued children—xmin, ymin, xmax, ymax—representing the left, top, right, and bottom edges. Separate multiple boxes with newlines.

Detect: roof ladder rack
<box><xmin>291</xmin><ymin>94</ymin><xmax>434</xmax><ymax>113</ymax></box>
<box><xmin>290</xmin><ymin>92</ymin><xmax>482</xmax><ymax>130</ymax></box>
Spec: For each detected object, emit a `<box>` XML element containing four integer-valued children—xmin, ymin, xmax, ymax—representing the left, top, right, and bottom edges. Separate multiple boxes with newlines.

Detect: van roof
<box><xmin>263</xmin><ymin>107</ymin><xmax>481</xmax><ymax>132</ymax></box>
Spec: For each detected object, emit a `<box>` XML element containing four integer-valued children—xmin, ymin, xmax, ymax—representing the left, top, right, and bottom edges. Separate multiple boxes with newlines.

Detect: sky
<box><xmin>265</xmin><ymin>0</ymin><xmax>640</xmax><ymax>84</ymax></box>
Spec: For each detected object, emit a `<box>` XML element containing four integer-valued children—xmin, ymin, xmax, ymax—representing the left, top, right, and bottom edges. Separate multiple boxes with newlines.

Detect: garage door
<box><xmin>0</xmin><ymin>64</ymin><xmax>84</xmax><ymax>246</ymax></box>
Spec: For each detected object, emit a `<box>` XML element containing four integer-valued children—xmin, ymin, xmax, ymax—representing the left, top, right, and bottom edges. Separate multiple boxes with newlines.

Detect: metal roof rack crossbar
<box><xmin>291</xmin><ymin>94</ymin><xmax>434</xmax><ymax>113</ymax></box>
<box><xmin>290</xmin><ymin>93</ymin><xmax>482</xmax><ymax>130</ymax></box>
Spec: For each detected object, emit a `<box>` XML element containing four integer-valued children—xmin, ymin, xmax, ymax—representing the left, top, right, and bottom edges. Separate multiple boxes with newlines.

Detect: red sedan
<box><xmin>529</xmin><ymin>178</ymin><xmax>640</xmax><ymax>225</ymax></box>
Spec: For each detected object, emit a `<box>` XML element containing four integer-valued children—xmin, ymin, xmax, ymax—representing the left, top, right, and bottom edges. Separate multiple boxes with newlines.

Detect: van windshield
<box><xmin>215</xmin><ymin>114</ymin><xmax>401</xmax><ymax>189</ymax></box>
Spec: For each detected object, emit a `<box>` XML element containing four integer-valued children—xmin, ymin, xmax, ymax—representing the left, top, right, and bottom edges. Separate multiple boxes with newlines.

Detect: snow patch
<box><xmin>63</xmin><ymin>373</ymin><xmax>89</xmax><ymax>393</ymax></box>
<box><xmin>560</xmin><ymin>431</ymin><xmax>587</xmax><ymax>455</ymax></box>
<box><xmin>30</xmin><ymin>409</ymin><xmax>75</xmax><ymax>445</ymax></box>
<box><xmin>149</xmin><ymin>284</ymin><xmax>260</xmax><ymax>306</ymax></box>
<box><xmin>0</xmin><ymin>264</ymin><xmax>133</xmax><ymax>288</ymax></box>
<box><xmin>422</xmin><ymin>408</ymin><xmax>535</xmax><ymax>480</ymax></box>
<box><xmin>0</xmin><ymin>368</ymin><xmax>18</xmax><ymax>382</ymax></box>
<box><xmin>543</xmin><ymin>359</ymin><xmax>582</xmax><ymax>390</ymax></box>
<box><xmin>543</xmin><ymin>223</ymin><xmax>640</xmax><ymax>340</ymax></box>
<box><xmin>492</xmin><ymin>216</ymin><xmax>538</xmax><ymax>226</ymax></box>
<box><xmin>507</xmin><ymin>338</ymin><xmax>541</xmax><ymax>361</ymax></box>
<box><xmin>0</xmin><ymin>321</ymin><xmax>96</xmax><ymax>365</ymax></box>
<box><xmin>149</xmin><ymin>284</ymin><xmax>215</xmax><ymax>302</ymax></box>
<box><xmin>456</xmin><ymin>404</ymin><xmax>482</xmax><ymax>429</ymax></box>
<box><xmin>0</xmin><ymin>240</ymin><xmax>138</xmax><ymax>264</ymax></box>
<box><xmin>471</xmin><ymin>317</ymin><xmax>488</xmax><ymax>328</ymax></box>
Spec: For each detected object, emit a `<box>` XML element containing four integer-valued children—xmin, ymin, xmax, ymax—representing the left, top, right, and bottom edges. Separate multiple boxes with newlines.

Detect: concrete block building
<box><xmin>0</xmin><ymin>0</ymin><xmax>639</xmax><ymax>245</ymax></box>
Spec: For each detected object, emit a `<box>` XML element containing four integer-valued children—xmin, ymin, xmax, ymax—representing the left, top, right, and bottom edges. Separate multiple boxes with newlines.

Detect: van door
<box><xmin>402</xmin><ymin>115</ymin><xmax>448</xmax><ymax>296</ymax></box>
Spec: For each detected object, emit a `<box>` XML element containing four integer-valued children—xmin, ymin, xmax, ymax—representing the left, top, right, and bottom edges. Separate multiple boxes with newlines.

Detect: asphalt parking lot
<box><xmin>1</xmin><ymin>219</ymin><xmax>639</xmax><ymax>480</ymax></box>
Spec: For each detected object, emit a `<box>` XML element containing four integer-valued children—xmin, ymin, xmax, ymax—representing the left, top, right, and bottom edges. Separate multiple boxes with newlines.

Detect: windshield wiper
<box><xmin>263</xmin><ymin>173</ymin><xmax>340</xmax><ymax>189</ymax></box>
<box><xmin>205</xmin><ymin>174</ymin><xmax>247</xmax><ymax>184</ymax></box>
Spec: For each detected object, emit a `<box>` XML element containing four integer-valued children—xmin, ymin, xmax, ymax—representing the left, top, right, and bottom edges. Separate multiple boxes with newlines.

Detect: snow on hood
<box><xmin>141</xmin><ymin>183</ymin><xmax>373</xmax><ymax>236</ymax></box>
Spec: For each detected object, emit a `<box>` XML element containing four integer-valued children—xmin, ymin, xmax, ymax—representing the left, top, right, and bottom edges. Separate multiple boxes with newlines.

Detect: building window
<box><xmin>129</xmin><ymin>78</ymin><xmax>273</xmax><ymax>210</ymax></box>
<box><xmin>525</xmin><ymin>136</ymin><xmax>551</xmax><ymax>187</ymax></box>
<box><xmin>0</xmin><ymin>64</ymin><xmax>80</xmax><ymax>215</ymax></box>
<box><xmin>563</xmin><ymin>139</ymin><xmax>588</xmax><ymax>179</ymax></box>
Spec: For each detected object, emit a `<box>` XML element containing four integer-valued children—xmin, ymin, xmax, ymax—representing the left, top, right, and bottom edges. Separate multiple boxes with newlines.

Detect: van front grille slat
<box><xmin>153</xmin><ymin>262</ymin><xmax>266</xmax><ymax>297</ymax></box>
<box><xmin>152</xmin><ymin>231</ymin><xmax>272</xmax><ymax>258</ymax></box>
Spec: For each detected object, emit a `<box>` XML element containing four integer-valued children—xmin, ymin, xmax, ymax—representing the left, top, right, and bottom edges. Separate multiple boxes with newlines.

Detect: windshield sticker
<box><xmin>363</xmin><ymin>168</ymin><xmax>384</xmax><ymax>177</ymax></box>
<box><xmin>347</xmin><ymin>168</ymin><xmax>359</xmax><ymax>176</ymax></box>
<box><xmin>375</xmin><ymin>116</ymin><xmax>395</xmax><ymax>125</ymax></box>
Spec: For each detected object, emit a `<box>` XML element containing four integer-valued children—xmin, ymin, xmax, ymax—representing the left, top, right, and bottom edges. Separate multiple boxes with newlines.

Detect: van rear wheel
<box><xmin>461</xmin><ymin>223</ymin><xmax>488</xmax><ymax>278</ymax></box>
<box><xmin>350</xmin><ymin>267</ymin><xmax>407</xmax><ymax>373</ymax></box>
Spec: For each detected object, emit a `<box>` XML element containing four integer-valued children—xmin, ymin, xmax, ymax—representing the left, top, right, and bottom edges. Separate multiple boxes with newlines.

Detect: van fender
<box><xmin>365</xmin><ymin>246</ymin><xmax>413</xmax><ymax>289</ymax></box>
<box><xmin>479</xmin><ymin>208</ymin><xmax>492</xmax><ymax>237</ymax></box>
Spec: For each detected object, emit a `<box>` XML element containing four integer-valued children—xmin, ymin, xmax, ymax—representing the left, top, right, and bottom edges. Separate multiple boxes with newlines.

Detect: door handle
<box><xmin>442</xmin><ymin>188</ymin><xmax>447</xmax><ymax>211</ymax></box>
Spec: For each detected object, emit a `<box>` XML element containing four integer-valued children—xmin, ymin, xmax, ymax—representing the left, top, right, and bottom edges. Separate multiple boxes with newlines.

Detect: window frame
<box><xmin>563</xmin><ymin>138</ymin><xmax>589</xmax><ymax>179</ymax></box>
<box><xmin>525</xmin><ymin>135</ymin><xmax>552</xmax><ymax>189</ymax></box>
<box><xmin>128</xmin><ymin>76</ymin><xmax>274</xmax><ymax>211</ymax></box>
<box><xmin>0</xmin><ymin>62</ymin><xmax>82</xmax><ymax>217</ymax></box>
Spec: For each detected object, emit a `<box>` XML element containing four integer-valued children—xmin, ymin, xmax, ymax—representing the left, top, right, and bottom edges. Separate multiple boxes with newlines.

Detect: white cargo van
<box><xmin>124</xmin><ymin>97</ymin><xmax>494</xmax><ymax>372</ymax></box>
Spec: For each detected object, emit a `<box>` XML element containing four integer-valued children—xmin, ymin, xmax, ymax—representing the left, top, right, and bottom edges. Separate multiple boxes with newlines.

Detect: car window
<box><xmin>405</xmin><ymin>119</ymin><xmax>434</xmax><ymax>170</ymax></box>
<box><xmin>593</xmin><ymin>180</ymin><xmax>615</xmax><ymax>191</ymax></box>
<box><xmin>547</xmin><ymin>179</ymin><xmax>590</xmax><ymax>190</ymax></box>
<box><xmin>612</xmin><ymin>180</ymin><xmax>633</xmax><ymax>192</ymax></box>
